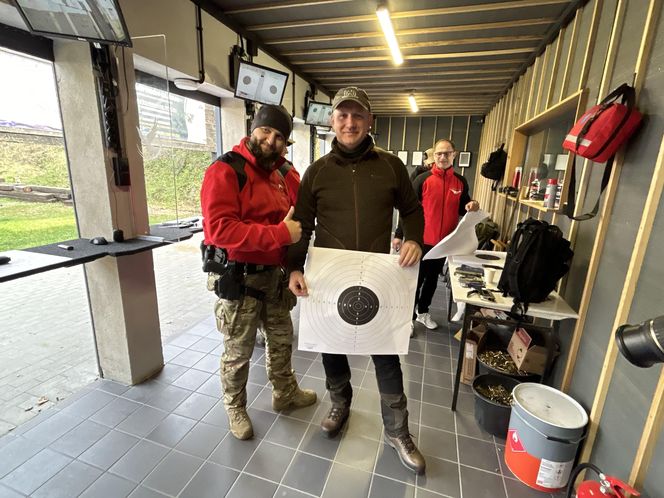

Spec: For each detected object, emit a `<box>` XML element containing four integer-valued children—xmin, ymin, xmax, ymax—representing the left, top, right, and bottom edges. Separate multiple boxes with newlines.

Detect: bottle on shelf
<box><xmin>544</xmin><ymin>178</ymin><xmax>558</xmax><ymax>208</ymax></box>
<box><xmin>512</xmin><ymin>166</ymin><xmax>522</xmax><ymax>188</ymax></box>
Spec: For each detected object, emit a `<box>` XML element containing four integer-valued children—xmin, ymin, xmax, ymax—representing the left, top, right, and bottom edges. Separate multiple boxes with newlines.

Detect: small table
<box><xmin>448</xmin><ymin>253</ymin><xmax>579</xmax><ymax>411</ymax></box>
<box><xmin>0</xmin><ymin>223</ymin><xmax>202</xmax><ymax>283</ymax></box>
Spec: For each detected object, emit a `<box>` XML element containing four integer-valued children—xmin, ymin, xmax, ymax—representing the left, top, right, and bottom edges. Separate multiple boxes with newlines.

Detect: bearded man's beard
<box><xmin>248</xmin><ymin>137</ymin><xmax>280</xmax><ymax>170</ymax></box>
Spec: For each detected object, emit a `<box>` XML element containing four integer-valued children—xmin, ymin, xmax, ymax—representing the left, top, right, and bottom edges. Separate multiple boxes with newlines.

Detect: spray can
<box><xmin>544</xmin><ymin>178</ymin><xmax>557</xmax><ymax>208</ymax></box>
<box><xmin>512</xmin><ymin>167</ymin><xmax>522</xmax><ymax>188</ymax></box>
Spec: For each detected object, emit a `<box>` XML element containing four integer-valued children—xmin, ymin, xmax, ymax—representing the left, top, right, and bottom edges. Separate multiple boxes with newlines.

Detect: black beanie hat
<box><xmin>250</xmin><ymin>104</ymin><xmax>292</xmax><ymax>141</ymax></box>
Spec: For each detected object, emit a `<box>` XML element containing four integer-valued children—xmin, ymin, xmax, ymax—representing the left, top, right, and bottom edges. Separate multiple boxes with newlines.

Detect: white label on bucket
<box><xmin>536</xmin><ymin>459</ymin><xmax>573</xmax><ymax>489</ymax></box>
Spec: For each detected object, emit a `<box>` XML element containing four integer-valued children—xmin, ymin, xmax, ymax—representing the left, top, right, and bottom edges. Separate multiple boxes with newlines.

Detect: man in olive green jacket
<box><xmin>288</xmin><ymin>87</ymin><xmax>426</xmax><ymax>475</ymax></box>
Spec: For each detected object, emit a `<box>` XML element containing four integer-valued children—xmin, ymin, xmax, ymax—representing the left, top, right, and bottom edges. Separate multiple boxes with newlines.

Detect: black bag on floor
<box><xmin>498</xmin><ymin>218</ymin><xmax>573</xmax><ymax>314</ymax></box>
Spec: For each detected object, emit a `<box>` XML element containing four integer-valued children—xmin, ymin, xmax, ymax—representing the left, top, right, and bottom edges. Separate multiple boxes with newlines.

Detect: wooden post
<box><xmin>627</xmin><ymin>133</ymin><xmax>664</xmax><ymax>491</ymax></box>
<box><xmin>576</xmin><ymin>0</ymin><xmax>662</xmax><ymax>464</ymax></box>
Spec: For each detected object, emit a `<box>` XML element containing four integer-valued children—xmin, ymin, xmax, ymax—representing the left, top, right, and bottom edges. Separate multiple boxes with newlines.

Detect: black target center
<box><xmin>337</xmin><ymin>286</ymin><xmax>379</xmax><ymax>325</ymax></box>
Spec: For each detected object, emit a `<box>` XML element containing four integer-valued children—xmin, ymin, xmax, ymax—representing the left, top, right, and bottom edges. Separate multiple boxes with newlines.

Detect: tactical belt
<box><xmin>227</xmin><ymin>261</ymin><xmax>276</xmax><ymax>274</ymax></box>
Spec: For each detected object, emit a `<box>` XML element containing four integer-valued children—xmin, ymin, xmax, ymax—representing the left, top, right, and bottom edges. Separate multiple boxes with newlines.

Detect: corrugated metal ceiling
<box><xmin>198</xmin><ymin>0</ymin><xmax>582</xmax><ymax>116</ymax></box>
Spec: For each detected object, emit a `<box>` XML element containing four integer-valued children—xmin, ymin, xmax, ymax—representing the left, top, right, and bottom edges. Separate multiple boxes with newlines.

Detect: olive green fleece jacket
<box><xmin>287</xmin><ymin>136</ymin><xmax>424</xmax><ymax>272</ymax></box>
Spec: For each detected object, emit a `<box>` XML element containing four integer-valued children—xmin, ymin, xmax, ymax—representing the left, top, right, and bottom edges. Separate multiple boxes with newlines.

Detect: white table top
<box><xmin>449</xmin><ymin>252</ymin><xmax>579</xmax><ymax>321</ymax></box>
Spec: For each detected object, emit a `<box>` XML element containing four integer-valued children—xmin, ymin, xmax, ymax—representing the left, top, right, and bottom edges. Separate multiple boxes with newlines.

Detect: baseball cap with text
<box><xmin>331</xmin><ymin>86</ymin><xmax>371</xmax><ymax>112</ymax></box>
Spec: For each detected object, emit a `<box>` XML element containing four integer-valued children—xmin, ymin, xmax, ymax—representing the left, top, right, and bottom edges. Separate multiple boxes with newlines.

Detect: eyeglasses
<box><xmin>434</xmin><ymin>151</ymin><xmax>455</xmax><ymax>158</ymax></box>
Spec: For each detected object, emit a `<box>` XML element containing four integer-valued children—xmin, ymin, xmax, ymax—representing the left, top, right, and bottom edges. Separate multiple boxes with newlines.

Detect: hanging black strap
<box><xmin>219</xmin><ymin>151</ymin><xmax>247</xmax><ymax>191</ymax></box>
<box><xmin>564</xmin><ymin>154</ymin><xmax>615</xmax><ymax>221</ymax></box>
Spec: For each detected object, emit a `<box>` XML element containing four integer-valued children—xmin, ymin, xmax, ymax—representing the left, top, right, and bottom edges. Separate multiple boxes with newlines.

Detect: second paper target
<box><xmin>298</xmin><ymin>247</ymin><xmax>418</xmax><ymax>355</ymax></box>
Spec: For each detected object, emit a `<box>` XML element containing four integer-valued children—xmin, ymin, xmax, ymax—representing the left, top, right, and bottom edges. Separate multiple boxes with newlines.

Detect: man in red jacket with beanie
<box><xmin>201</xmin><ymin>104</ymin><xmax>316</xmax><ymax>441</ymax></box>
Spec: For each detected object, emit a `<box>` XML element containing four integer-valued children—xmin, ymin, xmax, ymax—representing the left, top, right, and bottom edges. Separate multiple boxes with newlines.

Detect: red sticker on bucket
<box><xmin>508</xmin><ymin>429</ymin><xmax>526</xmax><ymax>452</ymax></box>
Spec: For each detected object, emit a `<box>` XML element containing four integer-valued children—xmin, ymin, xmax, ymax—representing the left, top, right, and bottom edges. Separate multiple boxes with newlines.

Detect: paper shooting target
<box><xmin>298</xmin><ymin>247</ymin><xmax>418</xmax><ymax>355</ymax></box>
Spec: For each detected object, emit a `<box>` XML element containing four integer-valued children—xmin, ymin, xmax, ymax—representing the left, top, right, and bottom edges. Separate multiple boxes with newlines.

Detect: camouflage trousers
<box><xmin>209</xmin><ymin>268</ymin><xmax>299</xmax><ymax>409</ymax></box>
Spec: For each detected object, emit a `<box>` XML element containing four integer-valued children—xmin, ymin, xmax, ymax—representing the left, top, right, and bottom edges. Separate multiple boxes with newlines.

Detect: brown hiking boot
<box><xmin>272</xmin><ymin>388</ymin><xmax>317</xmax><ymax>411</ymax></box>
<box><xmin>320</xmin><ymin>405</ymin><xmax>350</xmax><ymax>438</ymax></box>
<box><xmin>385</xmin><ymin>432</ymin><xmax>426</xmax><ymax>474</ymax></box>
<box><xmin>227</xmin><ymin>407</ymin><xmax>253</xmax><ymax>440</ymax></box>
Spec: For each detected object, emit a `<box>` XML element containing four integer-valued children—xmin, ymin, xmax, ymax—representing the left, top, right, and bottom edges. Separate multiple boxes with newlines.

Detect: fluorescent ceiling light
<box><xmin>376</xmin><ymin>5</ymin><xmax>403</xmax><ymax>66</ymax></box>
<box><xmin>408</xmin><ymin>94</ymin><xmax>419</xmax><ymax>113</ymax></box>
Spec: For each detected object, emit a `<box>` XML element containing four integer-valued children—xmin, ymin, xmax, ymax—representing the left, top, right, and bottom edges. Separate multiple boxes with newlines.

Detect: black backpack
<box><xmin>498</xmin><ymin>218</ymin><xmax>573</xmax><ymax>314</ymax></box>
<box><xmin>480</xmin><ymin>143</ymin><xmax>507</xmax><ymax>191</ymax></box>
<box><xmin>217</xmin><ymin>151</ymin><xmax>293</xmax><ymax>191</ymax></box>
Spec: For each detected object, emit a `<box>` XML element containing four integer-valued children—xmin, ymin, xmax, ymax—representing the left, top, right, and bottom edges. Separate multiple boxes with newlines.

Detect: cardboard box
<box><xmin>479</xmin><ymin>308</ymin><xmax>509</xmax><ymax>321</ymax></box>
<box><xmin>455</xmin><ymin>323</ymin><xmax>488</xmax><ymax>385</ymax></box>
<box><xmin>507</xmin><ymin>327</ymin><xmax>548</xmax><ymax>375</ymax></box>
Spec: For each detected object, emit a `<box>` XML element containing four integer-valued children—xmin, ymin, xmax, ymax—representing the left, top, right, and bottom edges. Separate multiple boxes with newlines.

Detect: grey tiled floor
<box><xmin>0</xmin><ymin>286</ymin><xmax>565</xmax><ymax>498</ymax></box>
<box><xmin>0</xmin><ymin>233</ymin><xmax>215</xmax><ymax>435</ymax></box>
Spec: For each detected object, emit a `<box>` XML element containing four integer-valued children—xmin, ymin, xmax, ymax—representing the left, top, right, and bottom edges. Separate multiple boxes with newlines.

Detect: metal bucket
<box><xmin>504</xmin><ymin>383</ymin><xmax>588</xmax><ymax>492</ymax></box>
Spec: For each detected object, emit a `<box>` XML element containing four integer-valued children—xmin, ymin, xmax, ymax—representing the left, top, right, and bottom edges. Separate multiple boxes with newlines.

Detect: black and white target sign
<box><xmin>299</xmin><ymin>247</ymin><xmax>418</xmax><ymax>355</ymax></box>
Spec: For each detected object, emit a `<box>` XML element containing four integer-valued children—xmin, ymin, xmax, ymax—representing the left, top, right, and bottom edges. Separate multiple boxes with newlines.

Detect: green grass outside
<box><xmin>0</xmin><ymin>198</ymin><xmax>201</xmax><ymax>251</ymax></box>
<box><xmin>1</xmin><ymin>141</ymin><xmax>210</xmax><ymax>252</ymax></box>
<box><xmin>0</xmin><ymin>198</ymin><xmax>78</xmax><ymax>251</ymax></box>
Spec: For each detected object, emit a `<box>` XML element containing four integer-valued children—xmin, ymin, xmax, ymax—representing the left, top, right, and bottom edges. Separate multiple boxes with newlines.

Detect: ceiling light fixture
<box><xmin>376</xmin><ymin>4</ymin><xmax>403</xmax><ymax>66</ymax></box>
<box><xmin>408</xmin><ymin>93</ymin><xmax>419</xmax><ymax>113</ymax></box>
<box><xmin>173</xmin><ymin>5</ymin><xmax>206</xmax><ymax>91</ymax></box>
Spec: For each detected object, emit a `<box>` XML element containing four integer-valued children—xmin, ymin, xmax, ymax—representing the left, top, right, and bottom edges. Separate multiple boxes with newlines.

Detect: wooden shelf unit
<box><xmin>502</xmin><ymin>88</ymin><xmax>589</xmax><ymax>214</ymax></box>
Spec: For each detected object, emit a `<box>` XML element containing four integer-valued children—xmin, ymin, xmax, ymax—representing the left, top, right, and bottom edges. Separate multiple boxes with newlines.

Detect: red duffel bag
<box><xmin>562</xmin><ymin>83</ymin><xmax>642</xmax><ymax>220</ymax></box>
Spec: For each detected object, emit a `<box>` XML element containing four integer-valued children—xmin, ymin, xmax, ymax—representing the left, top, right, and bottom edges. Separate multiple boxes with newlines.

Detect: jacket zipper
<box><xmin>352</xmin><ymin>165</ymin><xmax>360</xmax><ymax>249</ymax></box>
<box><xmin>440</xmin><ymin>172</ymin><xmax>447</xmax><ymax>239</ymax></box>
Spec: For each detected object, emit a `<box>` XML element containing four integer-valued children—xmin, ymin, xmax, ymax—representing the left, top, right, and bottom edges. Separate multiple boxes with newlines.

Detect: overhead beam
<box><xmin>309</xmin><ymin>59</ymin><xmax>525</xmax><ymax>73</ymax></box>
<box><xmin>324</xmin><ymin>76</ymin><xmax>510</xmax><ymax>87</ymax></box>
<box><xmin>291</xmin><ymin>48</ymin><xmax>535</xmax><ymax>65</ymax></box>
<box><xmin>316</xmin><ymin>69</ymin><xmax>515</xmax><ymax>80</ymax></box>
<box><xmin>226</xmin><ymin>0</ymin><xmax>353</xmax><ymax>14</ymax></box>
<box><xmin>246</xmin><ymin>0</ymin><xmax>569</xmax><ymax>31</ymax></box>
<box><xmin>281</xmin><ymin>35</ymin><xmax>543</xmax><ymax>57</ymax></box>
<box><xmin>266</xmin><ymin>18</ymin><xmax>555</xmax><ymax>45</ymax></box>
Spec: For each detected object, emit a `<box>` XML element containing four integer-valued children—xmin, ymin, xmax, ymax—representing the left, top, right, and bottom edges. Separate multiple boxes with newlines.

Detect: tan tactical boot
<box><xmin>320</xmin><ymin>405</ymin><xmax>350</xmax><ymax>438</ymax></box>
<box><xmin>272</xmin><ymin>388</ymin><xmax>317</xmax><ymax>411</ymax></box>
<box><xmin>227</xmin><ymin>407</ymin><xmax>253</xmax><ymax>440</ymax></box>
<box><xmin>385</xmin><ymin>432</ymin><xmax>426</xmax><ymax>475</ymax></box>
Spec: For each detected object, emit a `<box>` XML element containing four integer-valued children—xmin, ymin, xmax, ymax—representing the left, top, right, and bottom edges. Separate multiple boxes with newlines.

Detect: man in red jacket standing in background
<box><xmin>200</xmin><ymin>104</ymin><xmax>316</xmax><ymax>441</ymax></box>
<box><xmin>394</xmin><ymin>138</ymin><xmax>479</xmax><ymax>330</ymax></box>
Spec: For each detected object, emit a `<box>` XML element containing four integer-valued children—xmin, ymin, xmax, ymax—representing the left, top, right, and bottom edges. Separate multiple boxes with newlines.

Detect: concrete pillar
<box><xmin>220</xmin><ymin>98</ymin><xmax>246</xmax><ymax>150</ymax></box>
<box><xmin>53</xmin><ymin>41</ymin><xmax>162</xmax><ymax>385</ymax></box>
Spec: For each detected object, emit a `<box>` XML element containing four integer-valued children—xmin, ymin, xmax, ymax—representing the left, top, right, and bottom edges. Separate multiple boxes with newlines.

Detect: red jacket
<box><xmin>200</xmin><ymin>138</ymin><xmax>292</xmax><ymax>265</ymax></box>
<box><xmin>414</xmin><ymin>166</ymin><xmax>471</xmax><ymax>246</ymax></box>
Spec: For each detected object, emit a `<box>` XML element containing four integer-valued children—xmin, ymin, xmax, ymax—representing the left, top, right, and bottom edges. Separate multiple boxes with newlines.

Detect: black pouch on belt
<box><xmin>214</xmin><ymin>267</ymin><xmax>243</xmax><ymax>300</ymax></box>
<box><xmin>279</xmin><ymin>269</ymin><xmax>297</xmax><ymax>310</ymax></box>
